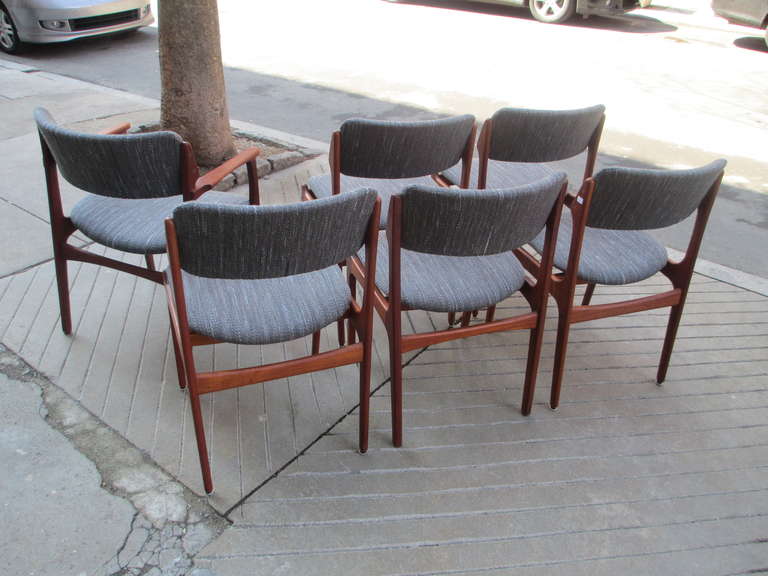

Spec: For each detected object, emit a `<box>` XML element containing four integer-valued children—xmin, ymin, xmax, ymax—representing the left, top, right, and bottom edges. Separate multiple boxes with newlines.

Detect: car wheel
<box><xmin>0</xmin><ymin>3</ymin><xmax>22</xmax><ymax>54</ymax></box>
<box><xmin>529</xmin><ymin>0</ymin><xmax>577</xmax><ymax>23</ymax></box>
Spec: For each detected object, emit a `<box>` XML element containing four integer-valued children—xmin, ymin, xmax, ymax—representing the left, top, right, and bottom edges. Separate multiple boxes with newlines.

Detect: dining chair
<box><xmin>348</xmin><ymin>173</ymin><xmax>567</xmax><ymax>446</ymax></box>
<box><xmin>438</xmin><ymin>105</ymin><xmax>605</xmax><ymax>191</ymax></box>
<box><xmin>164</xmin><ymin>189</ymin><xmax>380</xmax><ymax>493</ymax></box>
<box><xmin>302</xmin><ymin>115</ymin><xmax>477</xmax><ymax>228</ymax></box>
<box><xmin>35</xmin><ymin>107</ymin><xmax>261</xmax><ymax>336</ymax></box>
<box><xmin>522</xmin><ymin>159</ymin><xmax>727</xmax><ymax>409</ymax></box>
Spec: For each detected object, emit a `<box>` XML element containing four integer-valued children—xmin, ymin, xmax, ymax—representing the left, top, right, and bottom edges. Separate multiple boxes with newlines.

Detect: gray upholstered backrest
<box><xmin>339</xmin><ymin>115</ymin><xmax>475</xmax><ymax>179</ymax></box>
<box><xmin>398</xmin><ymin>172</ymin><xmax>566</xmax><ymax>257</ymax></box>
<box><xmin>35</xmin><ymin>107</ymin><xmax>183</xmax><ymax>199</ymax></box>
<box><xmin>173</xmin><ymin>188</ymin><xmax>377</xmax><ymax>279</ymax></box>
<box><xmin>587</xmin><ymin>159</ymin><xmax>726</xmax><ymax>230</ymax></box>
<box><xmin>488</xmin><ymin>105</ymin><xmax>605</xmax><ymax>163</ymax></box>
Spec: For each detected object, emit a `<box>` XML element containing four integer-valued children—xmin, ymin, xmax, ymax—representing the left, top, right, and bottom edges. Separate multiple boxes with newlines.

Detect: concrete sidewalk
<box><xmin>1</xmin><ymin>60</ymin><xmax>766</xmax><ymax>575</ymax></box>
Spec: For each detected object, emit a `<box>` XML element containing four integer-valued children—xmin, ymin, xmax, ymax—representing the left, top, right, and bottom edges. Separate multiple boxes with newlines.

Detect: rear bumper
<box><xmin>14</xmin><ymin>2</ymin><xmax>153</xmax><ymax>44</ymax></box>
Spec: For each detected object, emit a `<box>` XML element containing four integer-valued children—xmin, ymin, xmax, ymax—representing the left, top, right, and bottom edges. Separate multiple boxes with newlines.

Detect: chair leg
<box><xmin>170</xmin><ymin>329</ymin><xmax>188</xmax><ymax>390</ymax></box>
<box><xmin>460</xmin><ymin>311</ymin><xmax>471</xmax><ymax>327</ymax></box>
<box><xmin>145</xmin><ymin>254</ymin><xmax>156</xmax><ymax>272</ymax></box>
<box><xmin>311</xmin><ymin>331</ymin><xmax>321</xmax><ymax>355</ymax></box>
<box><xmin>581</xmin><ymin>283</ymin><xmax>596</xmax><ymax>305</ymax></box>
<box><xmin>520</xmin><ymin>324</ymin><xmax>545</xmax><ymax>416</ymax></box>
<box><xmin>447</xmin><ymin>312</ymin><xmax>456</xmax><ymax>326</ymax></box>
<box><xmin>337</xmin><ymin>319</ymin><xmax>346</xmax><ymax>347</ymax></box>
<box><xmin>189</xmin><ymin>389</ymin><xmax>213</xmax><ymax>494</ymax></box>
<box><xmin>388</xmin><ymin>316</ymin><xmax>403</xmax><ymax>447</ymax></box>
<box><xmin>485</xmin><ymin>305</ymin><xmax>496</xmax><ymax>323</ymax></box>
<box><xmin>359</xmin><ymin>335</ymin><xmax>373</xmax><ymax>454</ymax></box>
<box><xmin>550</xmin><ymin>310</ymin><xmax>573</xmax><ymax>410</ymax></box>
<box><xmin>657</xmin><ymin>303</ymin><xmax>685</xmax><ymax>384</ymax></box>
<box><xmin>53</xmin><ymin>252</ymin><xmax>72</xmax><ymax>335</ymax></box>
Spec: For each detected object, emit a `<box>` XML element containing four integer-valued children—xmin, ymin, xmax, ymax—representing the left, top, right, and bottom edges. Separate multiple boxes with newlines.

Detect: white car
<box><xmin>0</xmin><ymin>0</ymin><xmax>154</xmax><ymax>54</ymax></box>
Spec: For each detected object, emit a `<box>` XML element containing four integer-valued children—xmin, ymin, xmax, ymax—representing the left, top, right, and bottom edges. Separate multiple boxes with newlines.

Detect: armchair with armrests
<box><xmin>523</xmin><ymin>159</ymin><xmax>727</xmax><ymax>409</ymax></box>
<box><xmin>35</xmin><ymin>107</ymin><xmax>260</xmax><ymax>336</ymax></box>
<box><xmin>164</xmin><ymin>189</ymin><xmax>380</xmax><ymax>493</ymax></box>
<box><xmin>348</xmin><ymin>173</ymin><xmax>568</xmax><ymax>446</ymax></box>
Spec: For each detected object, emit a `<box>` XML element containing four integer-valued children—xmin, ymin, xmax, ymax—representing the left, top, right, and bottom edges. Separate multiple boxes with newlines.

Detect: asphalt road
<box><xmin>2</xmin><ymin>0</ymin><xmax>767</xmax><ymax>278</ymax></box>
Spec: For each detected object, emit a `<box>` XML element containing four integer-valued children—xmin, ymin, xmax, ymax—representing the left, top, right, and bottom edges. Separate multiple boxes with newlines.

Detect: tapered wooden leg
<box><xmin>311</xmin><ymin>331</ymin><xmax>321</xmax><ymax>355</ymax></box>
<box><xmin>53</xmin><ymin>253</ymin><xmax>72</xmax><ymax>335</ymax></box>
<box><xmin>581</xmin><ymin>283</ymin><xmax>596</xmax><ymax>306</ymax></box>
<box><xmin>657</xmin><ymin>303</ymin><xmax>685</xmax><ymax>384</ymax></box>
<box><xmin>359</xmin><ymin>336</ymin><xmax>372</xmax><ymax>453</ymax></box>
<box><xmin>521</xmin><ymin>325</ymin><xmax>544</xmax><ymax>416</ymax></box>
<box><xmin>460</xmin><ymin>312</ymin><xmax>471</xmax><ymax>327</ymax></box>
<box><xmin>337</xmin><ymin>319</ymin><xmax>345</xmax><ymax>347</ymax></box>
<box><xmin>550</xmin><ymin>311</ymin><xmax>572</xmax><ymax>410</ymax></box>
<box><xmin>447</xmin><ymin>312</ymin><xmax>456</xmax><ymax>326</ymax></box>
<box><xmin>189</xmin><ymin>389</ymin><xmax>213</xmax><ymax>494</ymax></box>
<box><xmin>388</xmin><ymin>315</ymin><xmax>403</xmax><ymax>447</ymax></box>
<box><xmin>485</xmin><ymin>305</ymin><xmax>496</xmax><ymax>323</ymax></box>
<box><xmin>145</xmin><ymin>254</ymin><xmax>156</xmax><ymax>272</ymax></box>
<box><xmin>170</xmin><ymin>328</ymin><xmax>187</xmax><ymax>390</ymax></box>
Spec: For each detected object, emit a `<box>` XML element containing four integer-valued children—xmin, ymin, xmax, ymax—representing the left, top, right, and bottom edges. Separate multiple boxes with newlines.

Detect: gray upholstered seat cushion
<box><xmin>360</xmin><ymin>232</ymin><xmax>527</xmax><ymax>313</ymax></box>
<box><xmin>441</xmin><ymin>159</ymin><xmax>554</xmax><ymax>190</ymax></box>
<box><xmin>306</xmin><ymin>174</ymin><xmax>435</xmax><ymax>228</ymax></box>
<box><xmin>529</xmin><ymin>210</ymin><xmax>669</xmax><ymax>286</ymax></box>
<box><xmin>180</xmin><ymin>265</ymin><xmax>351</xmax><ymax>345</ymax></box>
<box><xmin>70</xmin><ymin>191</ymin><xmax>249</xmax><ymax>254</ymax></box>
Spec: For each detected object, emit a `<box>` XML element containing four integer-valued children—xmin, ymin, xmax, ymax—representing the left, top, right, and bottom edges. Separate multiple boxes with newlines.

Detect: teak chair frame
<box><xmin>348</xmin><ymin>185</ymin><xmax>567</xmax><ymax>447</ymax></box>
<box><xmin>163</xmin><ymin>199</ymin><xmax>381</xmax><ymax>494</ymax></box>
<box><xmin>517</xmin><ymin>171</ymin><xmax>724</xmax><ymax>410</ymax></box>
<box><xmin>40</xmin><ymin>121</ymin><xmax>261</xmax><ymax>336</ymax></box>
<box><xmin>301</xmin><ymin>124</ymin><xmax>476</xmax><ymax>201</ymax></box>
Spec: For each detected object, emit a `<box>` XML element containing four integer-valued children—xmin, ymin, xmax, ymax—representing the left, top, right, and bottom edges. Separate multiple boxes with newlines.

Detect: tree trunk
<box><xmin>159</xmin><ymin>0</ymin><xmax>235</xmax><ymax>166</ymax></box>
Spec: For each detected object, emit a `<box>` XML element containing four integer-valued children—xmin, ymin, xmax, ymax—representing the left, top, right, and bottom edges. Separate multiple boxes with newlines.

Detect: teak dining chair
<box><xmin>523</xmin><ymin>159</ymin><xmax>727</xmax><ymax>409</ymax></box>
<box><xmin>35</xmin><ymin>107</ymin><xmax>260</xmax><ymax>335</ymax></box>
<box><xmin>164</xmin><ymin>189</ymin><xmax>380</xmax><ymax>493</ymax></box>
<box><xmin>438</xmin><ymin>105</ymin><xmax>605</xmax><ymax>192</ymax></box>
<box><xmin>302</xmin><ymin>115</ymin><xmax>476</xmax><ymax>228</ymax></box>
<box><xmin>348</xmin><ymin>173</ymin><xmax>568</xmax><ymax>447</ymax></box>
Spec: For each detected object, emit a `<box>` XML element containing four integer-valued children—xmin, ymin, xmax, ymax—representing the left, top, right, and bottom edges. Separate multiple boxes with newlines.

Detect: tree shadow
<box><xmin>733</xmin><ymin>35</ymin><xmax>768</xmax><ymax>53</ymax></box>
<box><xmin>389</xmin><ymin>0</ymin><xmax>676</xmax><ymax>33</ymax></box>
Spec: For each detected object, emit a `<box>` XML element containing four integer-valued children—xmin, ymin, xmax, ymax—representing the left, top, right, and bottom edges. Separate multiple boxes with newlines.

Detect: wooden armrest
<box><xmin>100</xmin><ymin>122</ymin><xmax>131</xmax><ymax>135</ymax></box>
<box><xmin>194</xmin><ymin>147</ymin><xmax>261</xmax><ymax>197</ymax></box>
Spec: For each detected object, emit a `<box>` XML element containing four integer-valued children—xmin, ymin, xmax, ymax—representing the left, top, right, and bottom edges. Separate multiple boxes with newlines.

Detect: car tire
<box><xmin>0</xmin><ymin>2</ymin><xmax>22</xmax><ymax>54</ymax></box>
<box><xmin>529</xmin><ymin>0</ymin><xmax>577</xmax><ymax>23</ymax></box>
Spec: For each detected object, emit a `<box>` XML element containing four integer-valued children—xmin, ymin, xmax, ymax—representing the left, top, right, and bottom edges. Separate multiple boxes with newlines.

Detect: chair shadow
<box><xmin>733</xmin><ymin>35</ymin><xmax>768</xmax><ymax>53</ymax></box>
<box><xmin>389</xmin><ymin>0</ymin><xmax>677</xmax><ymax>33</ymax></box>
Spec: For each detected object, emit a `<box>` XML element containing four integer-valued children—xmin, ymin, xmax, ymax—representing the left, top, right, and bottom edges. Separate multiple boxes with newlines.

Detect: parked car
<box><xmin>0</xmin><ymin>0</ymin><xmax>154</xmax><ymax>54</ymax></box>
<box><xmin>398</xmin><ymin>0</ymin><xmax>643</xmax><ymax>24</ymax></box>
<box><xmin>712</xmin><ymin>0</ymin><xmax>768</xmax><ymax>46</ymax></box>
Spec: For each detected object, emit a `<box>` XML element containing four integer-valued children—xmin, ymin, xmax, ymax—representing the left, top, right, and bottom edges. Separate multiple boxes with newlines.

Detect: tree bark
<box><xmin>159</xmin><ymin>0</ymin><xmax>235</xmax><ymax>166</ymax></box>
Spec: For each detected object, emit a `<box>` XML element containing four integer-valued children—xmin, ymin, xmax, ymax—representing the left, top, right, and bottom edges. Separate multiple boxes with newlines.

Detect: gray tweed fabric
<box><xmin>488</xmin><ymin>105</ymin><xmax>605</xmax><ymax>163</ymax></box>
<box><xmin>35</xmin><ymin>107</ymin><xmax>183</xmax><ymax>199</ymax></box>
<box><xmin>307</xmin><ymin>174</ymin><xmax>434</xmax><ymax>228</ymax></box>
<box><xmin>399</xmin><ymin>173</ymin><xmax>565</xmax><ymax>257</ymax></box>
<box><xmin>70</xmin><ymin>191</ymin><xmax>248</xmax><ymax>254</ymax></box>
<box><xmin>172</xmin><ymin>189</ymin><xmax>377</xmax><ymax>279</ymax></box>
<box><xmin>530</xmin><ymin>210</ymin><xmax>669</xmax><ymax>285</ymax></box>
<box><xmin>339</xmin><ymin>116</ymin><xmax>475</xmax><ymax>179</ymax></box>
<box><xmin>359</xmin><ymin>233</ymin><xmax>526</xmax><ymax>313</ymax></box>
<box><xmin>178</xmin><ymin>266</ymin><xmax>350</xmax><ymax>345</ymax></box>
<box><xmin>587</xmin><ymin>160</ymin><xmax>727</xmax><ymax>230</ymax></box>
<box><xmin>441</xmin><ymin>158</ymin><xmax>554</xmax><ymax>189</ymax></box>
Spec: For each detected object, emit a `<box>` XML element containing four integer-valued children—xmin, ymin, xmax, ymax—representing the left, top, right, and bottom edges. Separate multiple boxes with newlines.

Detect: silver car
<box><xmin>0</xmin><ymin>0</ymin><xmax>154</xmax><ymax>54</ymax></box>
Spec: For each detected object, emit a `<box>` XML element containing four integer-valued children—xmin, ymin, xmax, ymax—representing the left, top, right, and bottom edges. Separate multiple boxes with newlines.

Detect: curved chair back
<box><xmin>173</xmin><ymin>188</ymin><xmax>378</xmax><ymax>279</ymax></box>
<box><xmin>34</xmin><ymin>107</ymin><xmax>183</xmax><ymax>199</ymax></box>
<box><xmin>399</xmin><ymin>172</ymin><xmax>567</xmax><ymax>257</ymax></box>
<box><xmin>487</xmin><ymin>105</ymin><xmax>605</xmax><ymax>163</ymax></box>
<box><xmin>587</xmin><ymin>159</ymin><xmax>727</xmax><ymax>231</ymax></box>
<box><xmin>339</xmin><ymin>115</ymin><xmax>476</xmax><ymax>179</ymax></box>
